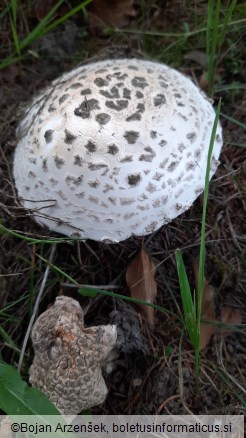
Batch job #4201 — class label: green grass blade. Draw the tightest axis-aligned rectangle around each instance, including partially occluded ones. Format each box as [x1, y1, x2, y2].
[9, 15, 21, 55]
[207, 0, 221, 95]
[175, 250, 198, 348]
[206, 0, 213, 58]
[19, 0, 92, 52]
[10, 0, 18, 22]
[226, 142, 245, 148]
[44, 0, 93, 34]
[206, 1, 238, 95]
[221, 112, 246, 129]
[19, 0, 65, 51]
[0, 224, 84, 244]
[0, 55, 25, 70]
[0, 326, 19, 351]
[197, 100, 222, 333]
[214, 83, 246, 92]
[1, 0, 92, 67]
[0, 4, 10, 20]
[111, 18, 246, 39]
[9, 0, 20, 55]
[218, 0, 237, 51]
[175, 101, 221, 388]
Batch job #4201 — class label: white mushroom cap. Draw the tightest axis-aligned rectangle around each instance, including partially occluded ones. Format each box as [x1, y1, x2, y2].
[29, 296, 117, 414]
[14, 58, 223, 242]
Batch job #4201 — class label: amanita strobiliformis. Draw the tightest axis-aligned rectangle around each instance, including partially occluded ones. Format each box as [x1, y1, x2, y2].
[29, 296, 117, 414]
[14, 58, 223, 242]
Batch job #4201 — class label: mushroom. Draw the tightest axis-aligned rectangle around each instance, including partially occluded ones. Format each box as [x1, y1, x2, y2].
[29, 296, 117, 414]
[13, 58, 223, 242]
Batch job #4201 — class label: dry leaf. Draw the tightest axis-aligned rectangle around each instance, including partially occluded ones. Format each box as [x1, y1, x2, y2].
[198, 73, 208, 91]
[215, 306, 242, 338]
[200, 279, 216, 350]
[126, 248, 157, 326]
[89, 0, 137, 33]
[192, 258, 216, 350]
[192, 258, 242, 349]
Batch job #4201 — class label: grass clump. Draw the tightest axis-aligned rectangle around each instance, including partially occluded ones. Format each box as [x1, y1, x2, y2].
[206, 0, 237, 95]
[175, 100, 221, 391]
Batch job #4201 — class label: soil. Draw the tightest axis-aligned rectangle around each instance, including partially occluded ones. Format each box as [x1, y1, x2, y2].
[0, 0, 245, 415]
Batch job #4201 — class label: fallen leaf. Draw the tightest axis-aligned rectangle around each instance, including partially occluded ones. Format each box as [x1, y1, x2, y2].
[126, 248, 157, 326]
[192, 258, 216, 350]
[200, 285, 216, 349]
[192, 258, 242, 349]
[88, 0, 137, 34]
[215, 306, 242, 338]
[198, 73, 209, 90]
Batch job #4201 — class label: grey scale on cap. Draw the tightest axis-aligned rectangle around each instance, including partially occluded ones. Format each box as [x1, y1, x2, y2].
[14, 58, 223, 242]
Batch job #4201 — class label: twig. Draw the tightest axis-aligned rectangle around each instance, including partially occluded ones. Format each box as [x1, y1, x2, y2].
[18, 244, 56, 372]
[60, 283, 121, 290]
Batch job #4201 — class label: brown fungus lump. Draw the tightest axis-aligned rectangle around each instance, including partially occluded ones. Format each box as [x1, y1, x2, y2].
[14, 59, 223, 242]
[29, 296, 117, 414]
